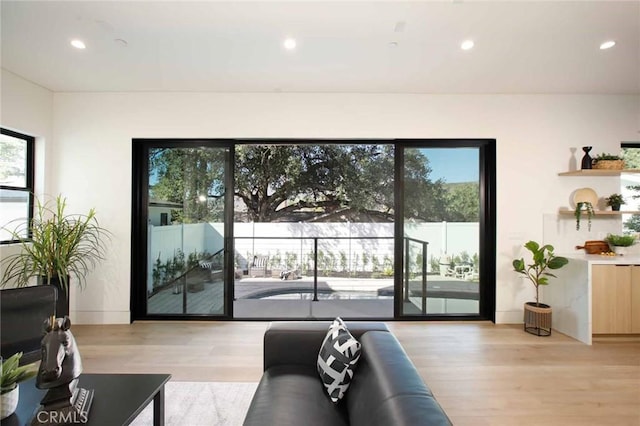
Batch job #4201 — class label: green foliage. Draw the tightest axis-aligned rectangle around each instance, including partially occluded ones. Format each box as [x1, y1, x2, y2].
[402, 149, 450, 222]
[152, 144, 480, 224]
[593, 152, 622, 161]
[429, 255, 440, 274]
[152, 257, 163, 288]
[339, 251, 347, 272]
[270, 251, 282, 269]
[627, 185, 640, 200]
[444, 182, 480, 221]
[149, 147, 225, 223]
[371, 254, 380, 272]
[361, 251, 369, 269]
[624, 214, 640, 232]
[285, 252, 298, 269]
[512, 241, 569, 305]
[605, 234, 636, 247]
[1, 195, 110, 291]
[0, 137, 24, 183]
[621, 147, 640, 169]
[575, 201, 594, 231]
[1, 353, 37, 394]
[605, 193, 625, 206]
[152, 249, 211, 289]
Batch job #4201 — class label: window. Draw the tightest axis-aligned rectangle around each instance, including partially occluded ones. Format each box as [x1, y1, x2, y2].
[0, 128, 34, 243]
[622, 143, 640, 233]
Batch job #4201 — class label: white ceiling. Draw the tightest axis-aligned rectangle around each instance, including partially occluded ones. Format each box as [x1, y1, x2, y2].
[1, 1, 639, 94]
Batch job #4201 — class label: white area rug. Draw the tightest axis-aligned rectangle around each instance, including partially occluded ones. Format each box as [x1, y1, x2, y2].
[130, 381, 257, 426]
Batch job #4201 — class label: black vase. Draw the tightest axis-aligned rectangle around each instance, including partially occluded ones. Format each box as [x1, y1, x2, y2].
[611, 204, 621, 211]
[581, 146, 593, 170]
[39, 275, 70, 318]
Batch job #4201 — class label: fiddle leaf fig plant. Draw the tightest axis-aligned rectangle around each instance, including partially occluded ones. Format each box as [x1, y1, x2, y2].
[512, 241, 569, 306]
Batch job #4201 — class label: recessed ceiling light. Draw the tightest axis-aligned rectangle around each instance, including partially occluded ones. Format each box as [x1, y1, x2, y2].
[600, 40, 616, 50]
[70, 39, 86, 49]
[461, 40, 474, 50]
[283, 38, 297, 50]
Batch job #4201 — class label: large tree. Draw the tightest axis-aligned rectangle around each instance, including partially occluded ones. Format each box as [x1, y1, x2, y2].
[150, 144, 475, 223]
[150, 147, 225, 223]
[234, 145, 346, 222]
[444, 182, 480, 222]
[234, 144, 450, 222]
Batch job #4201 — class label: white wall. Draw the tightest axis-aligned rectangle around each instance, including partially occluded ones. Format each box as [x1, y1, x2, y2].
[0, 69, 53, 287]
[3, 70, 639, 323]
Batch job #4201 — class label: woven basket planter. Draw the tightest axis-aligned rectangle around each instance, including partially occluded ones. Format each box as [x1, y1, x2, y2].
[523, 302, 552, 336]
[592, 159, 624, 170]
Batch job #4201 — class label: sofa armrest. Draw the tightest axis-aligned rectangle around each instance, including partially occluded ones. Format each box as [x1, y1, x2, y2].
[263, 321, 389, 371]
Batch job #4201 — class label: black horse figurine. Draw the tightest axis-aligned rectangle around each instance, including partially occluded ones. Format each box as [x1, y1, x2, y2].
[37, 316, 82, 390]
[31, 316, 93, 426]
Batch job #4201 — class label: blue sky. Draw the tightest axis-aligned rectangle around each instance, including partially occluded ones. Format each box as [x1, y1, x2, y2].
[418, 148, 479, 183]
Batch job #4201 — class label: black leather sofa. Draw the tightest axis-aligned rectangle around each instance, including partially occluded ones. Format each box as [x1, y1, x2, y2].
[243, 321, 452, 426]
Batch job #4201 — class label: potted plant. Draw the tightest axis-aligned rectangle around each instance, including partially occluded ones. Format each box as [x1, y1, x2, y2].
[512, 241, 569, 336]
[605, 233, 637, 256]
[605, 193, 625, 211]
[1, 352, 38, 419]
[0, 195, 110, 317]
[592, 153, 625, 170]
[574, 201, 594, 231]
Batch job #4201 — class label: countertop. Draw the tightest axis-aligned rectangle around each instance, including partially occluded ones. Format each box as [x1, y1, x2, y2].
[561, 253, 640, 265]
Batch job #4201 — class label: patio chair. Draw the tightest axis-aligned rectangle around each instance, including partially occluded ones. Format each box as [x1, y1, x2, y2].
[249, 255, 269, 277]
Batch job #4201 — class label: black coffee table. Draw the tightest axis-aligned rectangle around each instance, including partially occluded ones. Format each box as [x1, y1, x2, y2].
[1, 373, 171, 426]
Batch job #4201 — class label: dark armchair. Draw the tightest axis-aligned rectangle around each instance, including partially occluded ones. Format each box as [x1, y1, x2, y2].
[1, 285, 57, 365]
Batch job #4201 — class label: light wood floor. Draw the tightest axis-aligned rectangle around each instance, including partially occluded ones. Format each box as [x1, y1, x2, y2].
[72, 321, 640, 426]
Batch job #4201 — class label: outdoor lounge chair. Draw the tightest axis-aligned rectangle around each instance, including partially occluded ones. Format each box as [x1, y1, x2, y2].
[249, 255, 269, 277]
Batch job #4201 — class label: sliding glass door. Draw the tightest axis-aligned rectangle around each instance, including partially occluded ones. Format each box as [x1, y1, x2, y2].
[132, 140, 232, 318]
[398, 141, 495, 319]
[233, 143, 395, 319]
[131, 139, 495, 321]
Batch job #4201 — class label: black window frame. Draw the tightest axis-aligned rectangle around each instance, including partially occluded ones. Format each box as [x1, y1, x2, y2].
[395, 139, 496, 321]
[131, 138, 496, 322]
[0, 128, 35, 245]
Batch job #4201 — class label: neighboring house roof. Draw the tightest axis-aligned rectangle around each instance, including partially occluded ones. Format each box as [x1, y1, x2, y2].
[149, 199, 183, 209]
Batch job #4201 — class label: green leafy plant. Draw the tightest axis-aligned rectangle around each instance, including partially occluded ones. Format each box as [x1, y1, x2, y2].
[625, 214, 640, 232]
[593, 153, 622, 162]
[574, 201, 594, 231]
[627, 185, 640, 199]
[512, 241, 569, 306]
[1, 352, 37, 395]
[605, 233, 636, 247]
[1, 195, 110, 291]
[605, 193, 625, 207]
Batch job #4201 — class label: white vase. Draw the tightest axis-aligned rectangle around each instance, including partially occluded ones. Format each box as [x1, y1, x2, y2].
[0, 384, 19, 420]
[612, 246, 628, 256]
